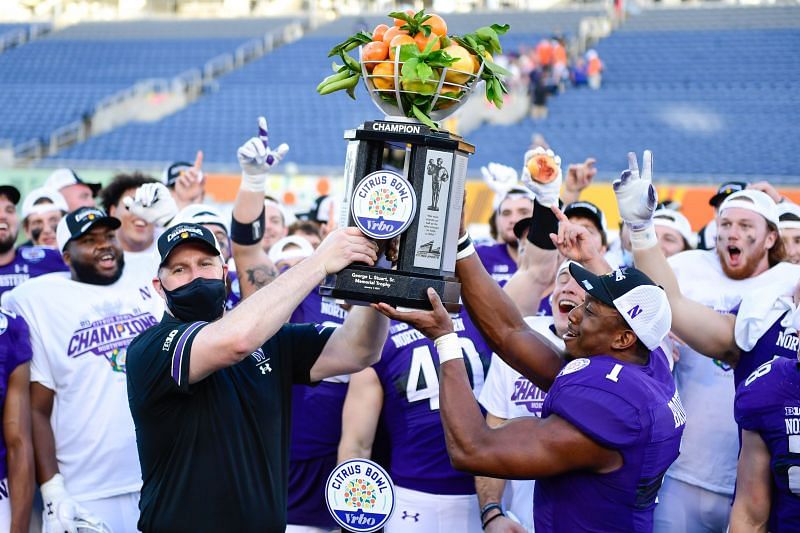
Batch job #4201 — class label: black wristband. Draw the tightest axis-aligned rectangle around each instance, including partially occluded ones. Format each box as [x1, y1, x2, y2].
[230, 206, 265, 245]
[479, 502, 502, 521]
[526, 200, 559, 250]
[482, 511, 505, 530]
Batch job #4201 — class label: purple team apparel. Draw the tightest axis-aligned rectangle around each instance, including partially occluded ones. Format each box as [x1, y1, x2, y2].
[0, 308, 32, 480]
[287, 290, 349, 528]
[734, 310, 799, 387]
[0, 247, 68, 296]
[535, 349, 685, 532]
[735, 356, 800, 532]
[373, 313, 492, 495]
[476, 242, 516, 287]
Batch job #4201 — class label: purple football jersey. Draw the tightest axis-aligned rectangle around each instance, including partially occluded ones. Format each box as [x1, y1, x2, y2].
[287, 289, 349, 528]
[735, 356, 800, 532]
[372, 313, 492, 495]
[735, 310, 799, 388]
[224, 271, 240, 311]
[535, 349, 685, 532]
[537, 294, 553, 317]
[0, 247, 68, 297]
[477, 242, 516, 286]
[0, 308, 32, 480]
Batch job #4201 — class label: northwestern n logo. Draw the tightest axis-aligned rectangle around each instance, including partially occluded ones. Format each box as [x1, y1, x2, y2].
[627, 305, 643, 319]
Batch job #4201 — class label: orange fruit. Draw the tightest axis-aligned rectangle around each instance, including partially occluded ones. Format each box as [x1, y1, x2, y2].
[526, 154, 559, 184]
[414, 32, 440, 53]
[434, 83, 461, 109]
[388, 34, 416, 61]
[372, 24, 389, 42]
[393, 9, 415, 27]
[362, 41, 389, 71]
[371, 61, 395, 90]
[443, 44, 475, 84]
[422, 14, 447, 37]
[382, 26, 408, 45]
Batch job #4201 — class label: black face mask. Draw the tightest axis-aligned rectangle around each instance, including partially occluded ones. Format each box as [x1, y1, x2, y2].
[163, 277, 226, 323]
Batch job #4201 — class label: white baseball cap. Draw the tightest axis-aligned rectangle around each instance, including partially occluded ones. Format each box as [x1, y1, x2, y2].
[568, 264, 672, 351]
[718, 190, 779, 227]
[43, 168, 101, 196]
[653, 208, 696, 249]
[268, 235, 314, 265]
[171, 204, 228, 233]
[21, 187, 69, 219]
[777, 201, 800, 231]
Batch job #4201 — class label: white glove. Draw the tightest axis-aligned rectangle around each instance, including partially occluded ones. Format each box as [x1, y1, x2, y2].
[613, 151, 658, 231]
[237, 116, 290, 192]
[520, 147, 563, 207]
[41, 474, 111, 533]
[480, 162, 519, 196]
[122, 182, 178, 227]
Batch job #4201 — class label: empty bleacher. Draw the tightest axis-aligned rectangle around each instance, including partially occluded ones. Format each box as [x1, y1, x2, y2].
[0, 17, 301, 149]
[466, 6, 800, 182]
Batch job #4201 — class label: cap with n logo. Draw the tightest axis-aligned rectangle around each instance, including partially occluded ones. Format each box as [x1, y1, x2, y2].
[568, 264, 671, 351]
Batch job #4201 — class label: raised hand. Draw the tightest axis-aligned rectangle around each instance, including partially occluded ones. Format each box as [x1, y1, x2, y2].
[313, 227, 379, 275]
[480, 162, 519, 196]
[173, 150, 206, 207]
[237, 116, 290, 192]
[122, 182, 178, 227]
[565, 157, 597, 195]
[520, 147, 563, 207]
[372, 287, 454, 341]
[613, 151, 657, 231]
[548, 204, 601, 264]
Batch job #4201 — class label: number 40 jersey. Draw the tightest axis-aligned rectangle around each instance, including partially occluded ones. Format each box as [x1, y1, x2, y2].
[373, 313, 492, 495]
[735, 356, 800, 532]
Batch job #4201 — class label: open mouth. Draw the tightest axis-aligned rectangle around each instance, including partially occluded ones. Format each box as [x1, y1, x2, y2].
[0, 222, 8, 232]
[97, 251, 116, 268]
[133, 219, 148, 229]
[562, 325, 579, 341]
[557, 299, 579, 314]
[727, 246, 742, 266]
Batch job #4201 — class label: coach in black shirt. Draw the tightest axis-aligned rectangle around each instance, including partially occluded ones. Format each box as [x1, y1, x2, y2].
[127, 221, 388, 532]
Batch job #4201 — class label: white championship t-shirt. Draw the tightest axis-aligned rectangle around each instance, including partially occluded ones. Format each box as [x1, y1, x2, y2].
[2, 267, 164, 501]
[478, 315, 565, 531]
[665, 249, 800, 495]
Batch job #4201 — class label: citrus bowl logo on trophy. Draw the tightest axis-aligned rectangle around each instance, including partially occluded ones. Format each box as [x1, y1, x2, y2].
[326, 458, 395, 532]
[352, 170, 416, 240]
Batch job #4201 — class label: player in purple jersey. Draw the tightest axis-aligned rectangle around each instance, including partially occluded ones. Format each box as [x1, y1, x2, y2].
[376, 196, 683, 532]
[0, 186, 68, 298]
[0, 308, 34, 532]
[339, 312, 492, 532]
[476, 189, 533, 287]
[731, 326, 800, 532]
[287, 290, 349, 532]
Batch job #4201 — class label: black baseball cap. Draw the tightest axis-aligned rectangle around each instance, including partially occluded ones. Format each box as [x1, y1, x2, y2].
[0, 185, 21, 205]
[298, 195, 334, 224]
[568, 263, 671, 350]
[157, 222, 221, 266]
[163, 161, 193, 188]
[709, 181, 747, 208]
[44, 168, 102, 197]
[564, 201, 607, 235]
[56, 207, 121, 252]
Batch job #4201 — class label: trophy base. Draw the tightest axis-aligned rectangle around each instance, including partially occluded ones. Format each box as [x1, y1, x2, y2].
[320, 265, 461, 312]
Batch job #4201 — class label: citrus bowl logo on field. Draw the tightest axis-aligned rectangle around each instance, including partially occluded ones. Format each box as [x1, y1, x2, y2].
[326, 458, 395, 532]
[352, 170, 416, 240]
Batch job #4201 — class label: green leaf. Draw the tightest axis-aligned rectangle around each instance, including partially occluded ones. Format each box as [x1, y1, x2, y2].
[346, 83, 357, 100]
[388, 11, 415, 24]
[401, 58, 420, 80]
[416, 62, 433, 81]
[476, 27, 497, 44]
[411, 104, 437, 129]
[490, 23, 510, 35]
[398, 44, 419, 62]
[484, 61, 512, 77]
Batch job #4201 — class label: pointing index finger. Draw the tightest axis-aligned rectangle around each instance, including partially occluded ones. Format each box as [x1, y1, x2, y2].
[642, 150, 653, 182]
[193, 150, 204, 170]
[551, 204, 569, 223]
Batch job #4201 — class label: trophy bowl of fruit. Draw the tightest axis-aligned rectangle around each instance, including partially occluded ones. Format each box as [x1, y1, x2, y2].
[318, 9, 511, 128]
